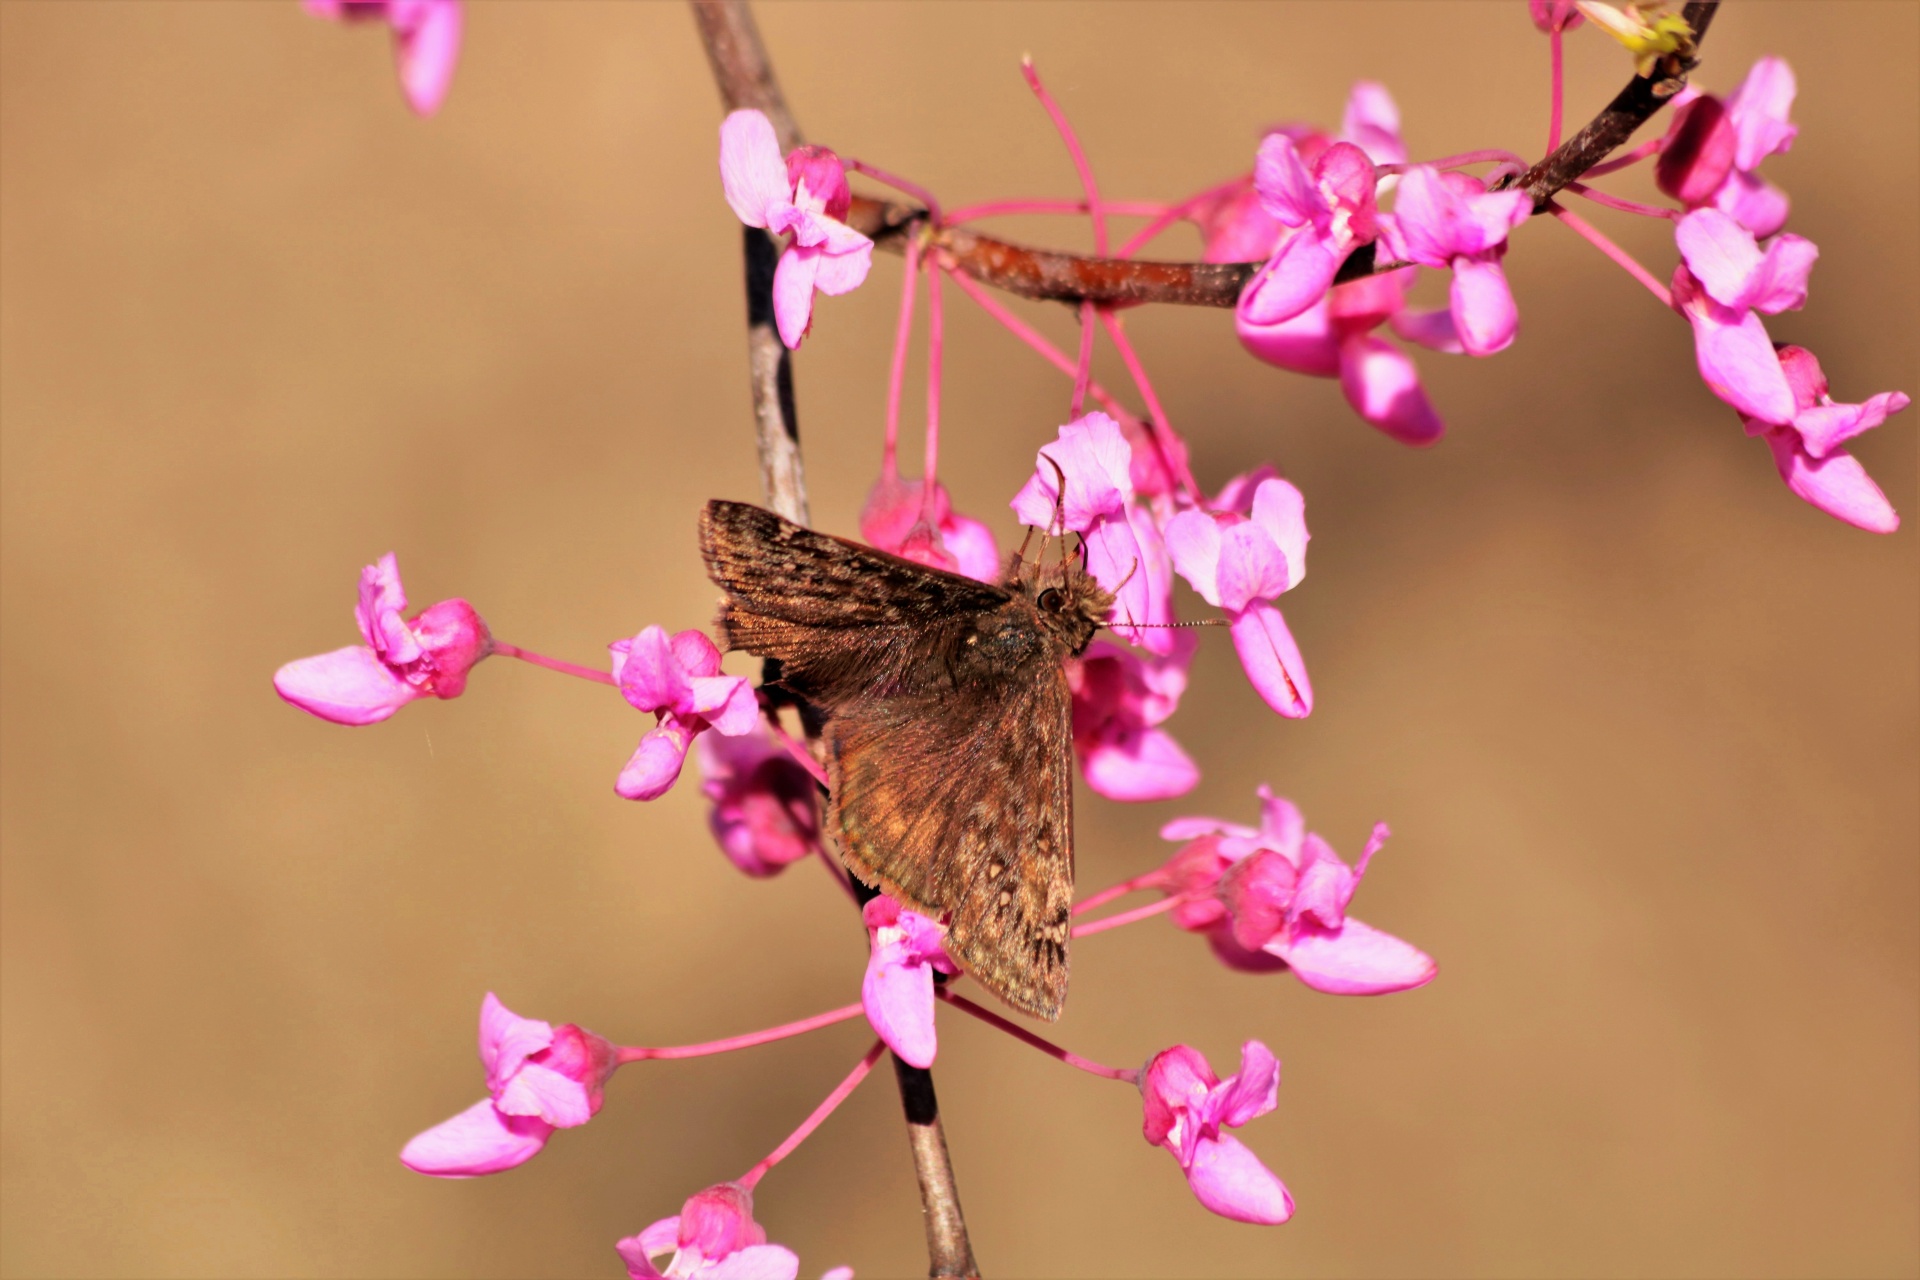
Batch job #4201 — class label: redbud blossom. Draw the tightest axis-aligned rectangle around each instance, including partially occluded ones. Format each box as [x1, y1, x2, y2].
[861, 896, 958, 1069]
[1068, 636, 1199, 802]
[1011, 413, 1177, 655]
[1659, 59, 1797, 237]
[860, 473, 1001, 583]
[695, 726, 822, 878]
[1669, 208, 1816, 425]
[1238, 137, 1380, 328]
[303, 0, 461, 116]
[1527, 0, 1585, 33]
[719, 110, 874, 349]
[1165, 472, 1313, 718]
[617, 1182, 830, 1280]
[1140, 1041, 1293, 1225]
[401, 993, 615, 1178]
[611, 627, 759, 801]
[1742, 346, 1906, 534]
[1381, 168, 1532, 357]
[274, 553, 491, 725]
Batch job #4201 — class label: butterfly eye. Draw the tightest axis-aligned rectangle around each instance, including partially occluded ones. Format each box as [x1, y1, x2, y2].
[1038, 588, 1065, 612]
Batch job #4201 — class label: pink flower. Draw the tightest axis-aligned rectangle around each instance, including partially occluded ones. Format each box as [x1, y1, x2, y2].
[1669, 208, 1816, 424]
[304, 0, 461, 116]
[1381, 167, 1532, 356]
[617, 1183, 813, 1280]
[1527, 0, 1585, 32]
[1658, 59, 1796, 237]
[1237, 136, 1380, 328]
[1140, 1041, 1292, 1225]
[401, 993, 615, 1178]
[1742, 345, 1906, 534]
[1010, 413, 1177, 655]
[1068, 636, 1200, 801]
[860, 472, 1001, 583]
[274, 553, 491, 725]
[861, 896, 958, 1069]
[1157, 788, 1437, 994]
[695, 726, 822, 878]
[611, 627, 760, 801]
[719, 110, 874, 349]
[1164, 471, 1313, 718]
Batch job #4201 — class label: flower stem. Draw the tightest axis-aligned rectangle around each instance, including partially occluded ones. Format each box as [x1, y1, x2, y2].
[491, 642, 615, 686]
[1547, 23, 1567, 152]
[1567, 181, 1677, 219]
[761, 710, 829, 787]
[1021, 58, 1108, 255]
[737, 1039, 887, 1190]
[849, 159, 942, 225]
[1549, 203, 1673, 306]
[1072, 895, 1180, 938]
[1097, 308, 1201, 500]
[882, 237, 920, 476]
[937, 990, 1139, 1083]
[1072, 870, 1167, 917]
[1583, 136, 1664, 177]
[924, 261, 944, 489]
[616, 1002, 865, 1064]
[1116, 175, 1250, 259]
[1070, 302, 1096, 419]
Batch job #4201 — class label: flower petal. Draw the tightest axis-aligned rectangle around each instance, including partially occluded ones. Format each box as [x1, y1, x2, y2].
[1252, 134, 1318, 227]
[1184, 1133, 1294, 1225]
[273, 646, 418, 725]
[772, 246, 821, 349]
[479, 992, 555, 1086]
[862, 942, 939, 1069]
[400, 1099, 553, 1178]
[1081, 726, 1199, 802]
[1449, 254, 1518, 356]
[392, 0, 460, 116]
[808, 238, 873, 296]
[1164, 510, 1225, 607]
[1793, 390, 1910, 459]
[1239, 231, 1339, 327]
[719, 110, 791, 230]
[1760, 429, 1900, 534]
[1275, 916, 1437, 995]
[1230, 602, 1313, 718]
[700, 1245, 803, 1280]
[495, 1060, 595, 1128]
[617, 719, 696, 801]
[1338, 333, 1445, 445]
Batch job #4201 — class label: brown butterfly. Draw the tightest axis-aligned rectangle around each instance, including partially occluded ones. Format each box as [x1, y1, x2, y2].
[699, 499, 1115, 1020]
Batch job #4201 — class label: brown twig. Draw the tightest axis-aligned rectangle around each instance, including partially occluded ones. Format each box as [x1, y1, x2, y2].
[689, 3, 979, 1275]
[841, 0, 1719, 310]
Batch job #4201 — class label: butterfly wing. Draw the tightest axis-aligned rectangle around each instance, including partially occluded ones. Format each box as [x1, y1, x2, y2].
[825, 666, 1074, 1020]
[700, 500, 1011, 707]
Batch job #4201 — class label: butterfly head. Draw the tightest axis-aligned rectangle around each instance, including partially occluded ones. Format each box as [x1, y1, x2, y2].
[1023, 559, 1114, 658]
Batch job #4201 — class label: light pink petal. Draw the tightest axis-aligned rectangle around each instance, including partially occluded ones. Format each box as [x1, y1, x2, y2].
[1254, 787, 1305, 863]
[1081, 726, 1199, 802]
[1236, 294, 1341, 376]
[1212, 1041, 1281, 1128]
[700, 1245, 802, 1280]
[1275, 916, 1437, 995]
[1761, 430, 1900, 534]
[479, 992, 555, 1085]
[688, 675, 761, 737]
[808, 237, 874, 296]
[400, 1099, 553, 1178]
[1388, 167, 1467, 265]
[772, 247, 821, 349]
[1341, 80, 1405, 165]
[1675, 209, 1764, 308]
[1207, 925, 1294, 973]
[1338, 333, 1445, 445]
[1198, 185, 1285, 263]
[1289, 855, 1353, 931]
[1214, 521, 1289, 614]
[1183, 1134, 1294, 1225]
[1728, 56, 1797, 171]
[1010, 413, 1134, 531]
[1389, 304, 1463, 354]
[1159, 816, 1255, 842]
[1713, 170, 1790, 239]
[862, 942, 938, 1069]
[818, 1268, 855, 1280]
[495, 1060, 595, 1128]
[1252, 134, 1318, 227]
[617, 719, 695, 801]
[392, 0, 460, 116]
[355, 553, 409, 648]
[617, 626, 694, 714]
[1248, 478, 1308, 592]
[1239, 231, 1339, 327]
[1747, 234, 1817, 316]
[1314, 143, 1379, 243]
[1230, 602, 1312, 718]
[1687, 301, 1796, 424]
[719, 110, 791, 230]
[1793, 390, 1910, 459]
[615, 1219, 678, 1279]
[1164, 509, 1225, 606]
[273, 646, 418, 725]
[1449, 255, 1518, 357]
[940, 512, 1002, 584]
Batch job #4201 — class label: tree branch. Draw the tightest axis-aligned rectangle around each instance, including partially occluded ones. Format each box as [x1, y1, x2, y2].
[841, 0, 1720, 311]
[689, 3, 978, 1274]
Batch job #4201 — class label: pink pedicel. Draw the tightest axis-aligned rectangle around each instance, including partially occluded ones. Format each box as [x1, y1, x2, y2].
[610, 626, 759, 801]
[719, 110, 873, 349]
[274, 552, 491, 725]
[400, 993, 616, 1178]
[304, 0, 461, 116]
[1140, 1040, 1293, 1225]
[861, 896, 958, 1069]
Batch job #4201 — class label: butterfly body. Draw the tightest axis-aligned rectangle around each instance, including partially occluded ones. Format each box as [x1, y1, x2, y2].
[699, 499, 1112, 1020]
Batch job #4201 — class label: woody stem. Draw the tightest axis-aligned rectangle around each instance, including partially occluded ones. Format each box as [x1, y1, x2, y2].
[690, 4, 979, 1275]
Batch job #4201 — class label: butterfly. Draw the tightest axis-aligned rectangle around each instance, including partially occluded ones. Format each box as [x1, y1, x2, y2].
[699, 499, 1115, 1020]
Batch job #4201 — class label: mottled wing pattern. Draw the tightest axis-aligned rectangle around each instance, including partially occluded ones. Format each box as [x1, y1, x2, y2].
[825, 668, 1074, 1020]
[699, 500, 1009, 705]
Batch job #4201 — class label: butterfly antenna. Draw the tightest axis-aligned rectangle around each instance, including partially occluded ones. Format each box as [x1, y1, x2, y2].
[1009, 523, 1038, 581]
[1033, 454, 1070, 588]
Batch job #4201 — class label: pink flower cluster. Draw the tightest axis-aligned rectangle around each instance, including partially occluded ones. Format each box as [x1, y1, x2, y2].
[617, 1182, 851, 1280]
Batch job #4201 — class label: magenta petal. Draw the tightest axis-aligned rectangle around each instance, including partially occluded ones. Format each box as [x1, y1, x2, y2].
[1714, 170, 1790, 239]
[400, 1099, 553, 1178]
[495, 1061, 594, 1128]
[1084, 515, 1151, 623]
[1747, 234, 1818, 316]
[1793, 390, 1910, 458]
[616, 626, 693, 714]
[719, 110, 791, 230]
[1230, 603, 1312, 718]
[941, 512, 1002, 584]
[1236, 294, 1341, 376]
[700, 1245, 802, 1280]
[1184, 1134, 1294, 1225]
[1389, 305, 1463, 355]
[617, 720, 695, 801]
[274, 646, 418, 725]
[1762, 430, 1900, 534]
[1214, 522, 1288, 615]
[1449, 255, 1518, 356]
[1338, 334, 1444, 445]
[1656, 94, 1737, 206]
[392, 0, 460, 116]
[1012, 413, 1134, 531]
[808, 239, 873, 297]
[615, 1219, 677, 1280]
[1252, 133, 1317, 227]
[1213, 1041, 1281, 1127]
[1728, 56, 1798, 171]
[689, 674, 760, 737]
[1249, 478, 1308, 591]
[772, 247, 821, 349]
[1277, 917, 1437, 995]
[1081, 727, 1199, 802]
[1689, 304, 1796, 423]
[1342, 80, 1406, 165]
[1163, 509, 1225, 607]
[863, 947, 938, 1069]
[1240, 232, 1339, 327]
[479, 992, 555, 1087]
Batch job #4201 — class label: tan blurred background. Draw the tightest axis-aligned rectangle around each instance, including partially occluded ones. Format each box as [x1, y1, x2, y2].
[2, 3, 1914, 1276]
